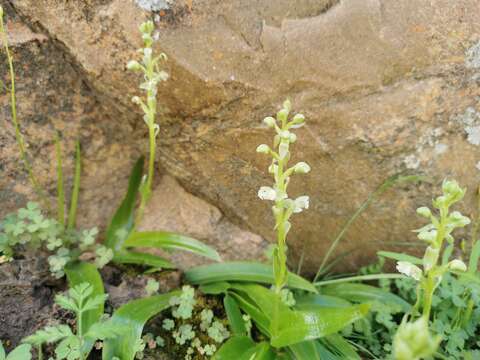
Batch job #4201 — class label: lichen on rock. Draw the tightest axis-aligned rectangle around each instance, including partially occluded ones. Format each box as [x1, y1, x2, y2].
[135, 0, 171, 11]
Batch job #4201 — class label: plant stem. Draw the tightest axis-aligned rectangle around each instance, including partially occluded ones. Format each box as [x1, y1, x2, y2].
[55, 132, 65, 226]
[273, 139, 288, 293]
[67, 141, 81, 230]
[135, 57, 157, 226]
[422, 274, 434, 320]
[0, 14, 50, 212]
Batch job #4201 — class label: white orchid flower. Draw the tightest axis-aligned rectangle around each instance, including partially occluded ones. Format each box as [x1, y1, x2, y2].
[396, 261, 422, 281]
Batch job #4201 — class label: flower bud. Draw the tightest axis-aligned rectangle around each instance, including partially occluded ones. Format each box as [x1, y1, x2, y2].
[416, 206, 431, 218]
[448, 259, 467, 272]
[158, 71, 169, 81]
[449, 211, 471, 227]
[127, 60, 142, 71]
[288, 133, 297, 143]
[283, 99, 292, 112]
[442, 179, 460, 195]
[290, 114, 305, 129]
[263, 116, 276, 128]
[294, 162, 311, 174]
[417, 229, 437, 244]
[277, 109, 289, 123]
[139, 21, 155, 34]
[142, 33, 153, 46]
[256, 144, 270, 154]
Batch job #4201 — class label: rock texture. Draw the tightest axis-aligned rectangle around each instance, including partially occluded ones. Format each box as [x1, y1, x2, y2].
[2, 0, 480, 273]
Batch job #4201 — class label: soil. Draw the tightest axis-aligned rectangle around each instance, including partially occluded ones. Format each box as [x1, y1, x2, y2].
[0, 253, 182, 356]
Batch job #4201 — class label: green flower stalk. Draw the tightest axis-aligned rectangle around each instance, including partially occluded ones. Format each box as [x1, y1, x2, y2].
[127, 20, 169, 225]
[393, 179, 470, 359]
[256, 100, 310, 293]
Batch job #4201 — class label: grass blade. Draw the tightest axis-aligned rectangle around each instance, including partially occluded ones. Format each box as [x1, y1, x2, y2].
[377, 251, 422, 265]
[315, 273, 405, 287]
[315, 174, 426, 281]
[67, 141, 81, 230]
[102, 291, 179, 360]
[54, 132, 65, 226]
[123, 231, 221, 261]
[320, 283, 411, 312]
[185, 262, 317, 293]
[105, 156, 144, 249]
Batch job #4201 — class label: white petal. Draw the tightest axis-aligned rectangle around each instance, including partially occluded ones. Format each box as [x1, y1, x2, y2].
[293, 196, 309, 213]
[258, 186, 276, 201]
[396, 261, 422, 281]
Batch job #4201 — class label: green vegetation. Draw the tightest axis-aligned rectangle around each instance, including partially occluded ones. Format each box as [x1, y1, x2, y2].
[1, 5, 480, 360]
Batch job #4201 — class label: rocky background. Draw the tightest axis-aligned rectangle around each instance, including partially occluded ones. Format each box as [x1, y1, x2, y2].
[2, 0, 480, 275]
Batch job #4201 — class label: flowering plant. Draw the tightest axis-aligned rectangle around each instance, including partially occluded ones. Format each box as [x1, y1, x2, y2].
[256, 100, 310, 293]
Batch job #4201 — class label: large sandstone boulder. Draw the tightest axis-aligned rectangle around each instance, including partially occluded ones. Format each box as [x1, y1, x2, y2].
[3, 0, 480, 273]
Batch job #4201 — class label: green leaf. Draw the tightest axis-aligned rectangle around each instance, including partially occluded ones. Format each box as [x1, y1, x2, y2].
[243, 342, 276, 359]
[199, 281, 231, 295]
[212, 336, 255, 359]
[5, 344, 32, 360]
[82, 294, 109, 312]
[65, 262, 105, 334]
[0, 342, 5, 360]
[213, 337, 275, 360]
[228, 283, 369, 348]
[289, 337, 360, 360]
[272, 305, 369, 348]
[185, 262, 317, 293]
[229, 292, 271, 336]
[85, 321, 126, 341]
[55, 294, 79, 312]
[102, 291, 179, 360]
[112, 250, 174, 269]
[224, 294, 247, 335]
[105, 156, 144, 249]
[295, 294, 351, 308]
[321, 283, 411, 312]
[123, 231, 221, 261]
[377, 251, 423, 265]
[22, 325, 72, 346]
[322, 334, 360, 359]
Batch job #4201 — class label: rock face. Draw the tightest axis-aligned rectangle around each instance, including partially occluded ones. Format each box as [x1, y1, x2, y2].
[2, 0, 480, 273]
